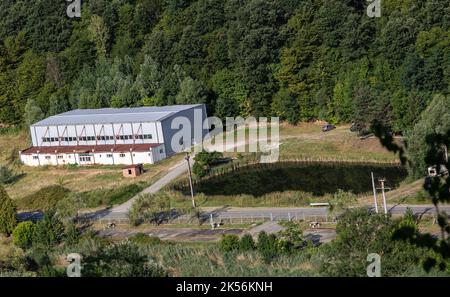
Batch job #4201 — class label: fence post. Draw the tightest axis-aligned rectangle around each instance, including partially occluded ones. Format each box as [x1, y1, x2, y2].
[270, 213, 273, 221]
[288, 212, 291, 221]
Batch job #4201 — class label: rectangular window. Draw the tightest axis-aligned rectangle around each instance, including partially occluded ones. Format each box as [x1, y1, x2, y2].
[119, 153, 125, 157]
[57, 155, 63, 159]
[79, 156, 91, 162]
[33, 156, 39, 159]
[106, 154, 113, 158]
[45, 156, 51, 160]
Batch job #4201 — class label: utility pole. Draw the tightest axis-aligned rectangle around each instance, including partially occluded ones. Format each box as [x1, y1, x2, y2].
[377, 178, 390, 215]
[371, 172, 379, 213]
[185, 152, 196, 208]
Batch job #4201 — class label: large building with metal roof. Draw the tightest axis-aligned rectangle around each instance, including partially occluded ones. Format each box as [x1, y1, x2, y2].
[20, 104, 208, 166]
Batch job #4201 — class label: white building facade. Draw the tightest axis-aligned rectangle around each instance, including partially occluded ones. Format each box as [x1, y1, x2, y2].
[20, 104, 208, 166]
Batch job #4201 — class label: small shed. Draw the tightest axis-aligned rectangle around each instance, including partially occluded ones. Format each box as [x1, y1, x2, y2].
[122, 163, 144, 178]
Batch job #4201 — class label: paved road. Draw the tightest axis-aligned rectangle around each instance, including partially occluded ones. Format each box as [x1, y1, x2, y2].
[90, 204, 450, 223]
[205, 205, 450, 221]
[98, 227, 242, 242]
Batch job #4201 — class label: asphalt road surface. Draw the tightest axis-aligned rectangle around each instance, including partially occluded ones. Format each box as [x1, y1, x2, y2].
[89, 204, 450, 223]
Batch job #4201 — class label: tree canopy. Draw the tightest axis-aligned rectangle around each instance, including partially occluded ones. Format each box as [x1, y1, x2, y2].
[0, 0, 448, 135]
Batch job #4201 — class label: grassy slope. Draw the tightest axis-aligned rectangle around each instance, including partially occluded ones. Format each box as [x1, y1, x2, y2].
[279, 123, 398, 162]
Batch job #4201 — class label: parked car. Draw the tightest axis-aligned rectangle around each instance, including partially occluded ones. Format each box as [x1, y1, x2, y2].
[322, 124, 336, 132]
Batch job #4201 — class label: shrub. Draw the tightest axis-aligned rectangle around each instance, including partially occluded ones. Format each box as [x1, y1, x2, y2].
[54, 184, 146, 216]
[239, 234, 255, 251]
[129, 233, 163, 245]
[12, 221, 36, 249]
[27, 248, 52, 268]
[328, 189, 357, 217]
[32, 211, 65, 248]
[64, 222, 80, 246]
[71, 183, 145, 209]
[219, 234, 240, 252]
[0, 165, 15, 184]
[82, 241, 167, 277]
[278, 221, 306, 252]
[107, 184, 143, 205]
[18, 185, 69, 211]
[193, 150, 224, 177]
[257, 231, 278, 263]
[129, 192, 172, 226]
[320, 208, 431, 276]
[0, 185, 17, 235]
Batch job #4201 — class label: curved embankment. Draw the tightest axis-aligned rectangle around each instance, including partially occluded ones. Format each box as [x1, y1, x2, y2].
[175, 161, 407, 197]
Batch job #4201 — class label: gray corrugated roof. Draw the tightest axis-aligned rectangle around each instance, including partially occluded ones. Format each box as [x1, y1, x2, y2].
[32, 104, 203, 126]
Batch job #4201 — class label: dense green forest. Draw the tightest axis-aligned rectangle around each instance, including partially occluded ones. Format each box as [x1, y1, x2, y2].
[0, 0, 449, 133]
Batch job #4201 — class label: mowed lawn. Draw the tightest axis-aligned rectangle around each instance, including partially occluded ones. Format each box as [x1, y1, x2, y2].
[279, 123, 399, 162]
[208, 122, 398, 162]
[0, 130, 184, 201]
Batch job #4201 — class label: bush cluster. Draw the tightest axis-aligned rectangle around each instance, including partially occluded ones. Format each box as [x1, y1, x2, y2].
[219, 228, 305, 263]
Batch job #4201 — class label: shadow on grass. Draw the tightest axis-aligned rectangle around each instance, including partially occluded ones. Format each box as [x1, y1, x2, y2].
[189, 162, 407, 197]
